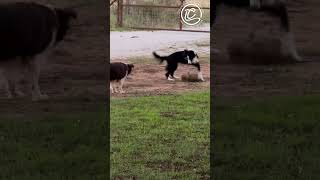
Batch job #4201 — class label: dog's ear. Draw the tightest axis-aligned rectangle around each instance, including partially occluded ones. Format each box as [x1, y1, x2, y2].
[54, 8, 77, 42]
[128, 64, 134, 68]
[56, 8, 77, 19]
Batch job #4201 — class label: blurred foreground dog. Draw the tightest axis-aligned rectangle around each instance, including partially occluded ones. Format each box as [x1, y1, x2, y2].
[0, 2, 77, 100]
[213, 0, 302, 62]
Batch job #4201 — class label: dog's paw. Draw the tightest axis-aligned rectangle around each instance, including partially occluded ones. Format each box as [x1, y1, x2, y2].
[14, 90, 25, 97]
[198, 72, 205, 82]
[6, 93, 13, 99]
[32, 94, 49, 101]
[167, 77, 175, 81]
[41, 94, 49, 99]
[173, 75, 180, 79]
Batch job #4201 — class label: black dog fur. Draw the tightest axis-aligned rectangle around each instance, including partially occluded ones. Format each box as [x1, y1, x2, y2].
[152, 50, 203, 81]
[110, 62, 134, 93]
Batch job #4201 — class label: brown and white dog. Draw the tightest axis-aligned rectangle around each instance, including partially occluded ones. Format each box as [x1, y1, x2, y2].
[0, 2, 77, 100]
[110, 62, 134, 93]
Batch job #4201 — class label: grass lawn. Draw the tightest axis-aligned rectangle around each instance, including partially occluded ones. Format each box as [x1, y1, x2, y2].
[0, 107, 107, 180]
[111, 91, 210, 179]
[214, 96, 320, 180]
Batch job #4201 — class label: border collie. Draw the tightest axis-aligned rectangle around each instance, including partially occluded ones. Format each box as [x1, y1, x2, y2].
[0, 2, 77, 100]
[110, 62, 134, 93]
[153, 50, 204, 81]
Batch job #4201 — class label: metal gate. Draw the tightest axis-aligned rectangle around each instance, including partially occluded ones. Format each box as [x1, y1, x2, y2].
[110, 0, 210, 33]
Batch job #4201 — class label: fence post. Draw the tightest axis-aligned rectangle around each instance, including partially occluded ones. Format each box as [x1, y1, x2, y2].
[179, 0, 185, 31]
[117, 0, 123, 27]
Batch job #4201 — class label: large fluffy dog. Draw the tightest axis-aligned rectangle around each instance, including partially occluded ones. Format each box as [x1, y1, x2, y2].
[110, 62, 134, 93]
[213, 0, 301, 62]
[0, 2, 77, 100]
[153, 50, 204, 81]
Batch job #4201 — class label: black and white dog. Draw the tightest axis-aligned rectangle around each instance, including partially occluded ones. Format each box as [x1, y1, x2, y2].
[153, 50, 204, 81]
[213, 0, 302, 62]
[0, 2, 77, 100]
[110, 62, 134, 93]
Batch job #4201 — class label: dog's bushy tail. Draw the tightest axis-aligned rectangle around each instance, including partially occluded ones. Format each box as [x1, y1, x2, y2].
[153, 52, 167, 64]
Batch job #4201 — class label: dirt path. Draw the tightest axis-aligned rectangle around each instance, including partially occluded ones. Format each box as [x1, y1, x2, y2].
[111, 62, 210, 98]
[110, 29, 210, 60]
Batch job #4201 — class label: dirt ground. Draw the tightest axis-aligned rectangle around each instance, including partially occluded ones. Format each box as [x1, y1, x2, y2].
[214, 0, 320, 97]
[110, 26, 210, 97]
[111, 61, 210, 97]
[0, 0, 107, 115]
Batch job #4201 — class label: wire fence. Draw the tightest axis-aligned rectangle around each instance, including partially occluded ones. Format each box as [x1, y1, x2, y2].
[110, 0, 210, 32]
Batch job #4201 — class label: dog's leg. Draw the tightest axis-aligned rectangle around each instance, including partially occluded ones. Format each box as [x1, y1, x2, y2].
[171, 72, 180, 79]
[0, 67, 12, 98]
[165, 71, 174, 81]
[12, 65, 25, 97]
[27, 56, 48, 101]
[168, 65, 177, 81]
[192, 63, 205, 81]
[13, 78, 25, 97]
[198, 71, 205, 81]
[119, 78, 126, 93]
[173, 75, 180, 79]
[167, 76, 175, 81]
[2, 77, 13, 99]
[281, 32, 302, 62]
[110, 82, 114, 93]
[171, 68, 179, 79]
[114, 82, 119, 93]
[168, 77, 175, 81]
[0, 59, 25, 98]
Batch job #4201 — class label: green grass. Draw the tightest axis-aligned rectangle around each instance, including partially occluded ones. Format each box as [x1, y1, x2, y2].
[0, 107, 107, 180]
[214, 96, 320, 180]
[111, 91, 210, 179]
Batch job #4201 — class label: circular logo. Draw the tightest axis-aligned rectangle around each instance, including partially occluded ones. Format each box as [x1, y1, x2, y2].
[180, 4, 202, 26]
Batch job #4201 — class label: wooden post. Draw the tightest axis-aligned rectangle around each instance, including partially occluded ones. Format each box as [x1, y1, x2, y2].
[117, 0, 123, 27]
[179, 0, 185, 31]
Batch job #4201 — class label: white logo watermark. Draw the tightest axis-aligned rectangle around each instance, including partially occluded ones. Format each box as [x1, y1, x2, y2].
[180, 4, 202, 26]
